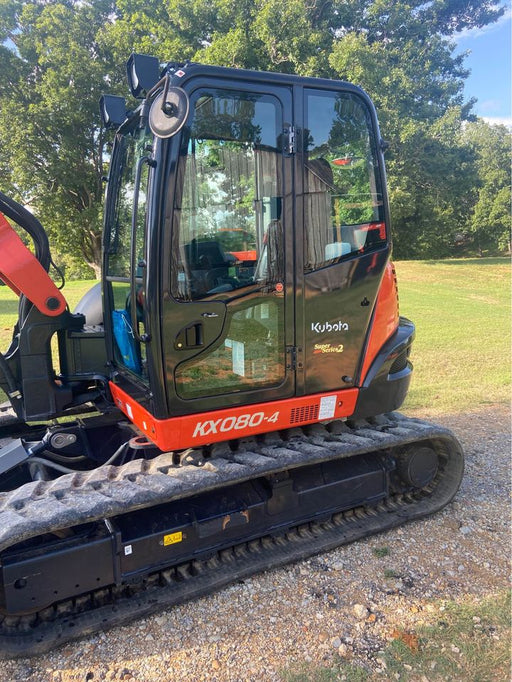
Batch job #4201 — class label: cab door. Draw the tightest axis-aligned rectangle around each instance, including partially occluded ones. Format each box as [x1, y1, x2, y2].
[161, 82, 295, 416]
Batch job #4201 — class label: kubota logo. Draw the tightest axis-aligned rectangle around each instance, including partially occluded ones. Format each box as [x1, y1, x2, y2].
[311, 321, 349, 333]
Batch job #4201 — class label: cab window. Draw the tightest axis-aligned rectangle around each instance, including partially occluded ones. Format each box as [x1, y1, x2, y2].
[304, 91, 386, 272]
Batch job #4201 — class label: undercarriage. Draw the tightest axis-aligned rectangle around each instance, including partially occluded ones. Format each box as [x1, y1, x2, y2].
[0, 411, 463, 658]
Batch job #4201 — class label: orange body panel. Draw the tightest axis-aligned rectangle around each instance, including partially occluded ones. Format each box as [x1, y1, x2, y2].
[359, 261, 399, 384]
[109, 382, 360, 451]
[0, 212, 67, 316]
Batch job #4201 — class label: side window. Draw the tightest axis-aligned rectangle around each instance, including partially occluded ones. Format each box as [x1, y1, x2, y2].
[171, 92, 283, 302]
[304, 91, 386, 272]
[105, 126, 152, 380]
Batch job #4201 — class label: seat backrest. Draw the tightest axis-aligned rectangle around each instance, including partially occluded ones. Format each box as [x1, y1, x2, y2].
[185, 240, 228, 269]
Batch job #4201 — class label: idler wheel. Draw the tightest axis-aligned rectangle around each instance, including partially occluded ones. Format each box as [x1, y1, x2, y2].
[397, 445, 438, 488]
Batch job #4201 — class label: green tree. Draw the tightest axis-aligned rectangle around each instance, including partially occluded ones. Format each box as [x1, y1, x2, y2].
[462, 120, 511, 255]
[103, 0, 336, 75]
[326, 2, 496, 258]
[0, 0, 119, 277]
[0, 0, 506, 271]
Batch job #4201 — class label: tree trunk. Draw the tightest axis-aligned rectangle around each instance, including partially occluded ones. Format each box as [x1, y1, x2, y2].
[87, 261, 102, 279]
[82, 232, 103, 279]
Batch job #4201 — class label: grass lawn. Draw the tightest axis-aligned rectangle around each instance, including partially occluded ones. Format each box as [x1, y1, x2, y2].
[395, 258, 510, 417]
[0, 258, 510, 416]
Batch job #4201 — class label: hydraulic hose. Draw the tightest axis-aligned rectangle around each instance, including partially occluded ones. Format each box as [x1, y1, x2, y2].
[28, 441, 131, 475]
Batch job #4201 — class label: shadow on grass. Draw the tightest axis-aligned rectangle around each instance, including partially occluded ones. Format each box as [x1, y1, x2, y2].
[424, 257, 510, 267]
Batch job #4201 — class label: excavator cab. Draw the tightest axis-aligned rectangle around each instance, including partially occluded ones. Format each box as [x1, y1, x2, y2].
[102, 58, 411, 451]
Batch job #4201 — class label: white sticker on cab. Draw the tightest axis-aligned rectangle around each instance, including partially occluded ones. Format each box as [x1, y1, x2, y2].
[318, 395, 337, 420]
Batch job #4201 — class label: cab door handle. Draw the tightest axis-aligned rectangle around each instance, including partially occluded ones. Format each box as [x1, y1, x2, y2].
[175, 323, 204, 349]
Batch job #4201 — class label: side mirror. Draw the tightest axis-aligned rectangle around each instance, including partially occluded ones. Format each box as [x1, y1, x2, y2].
[149, 83, 189, 138]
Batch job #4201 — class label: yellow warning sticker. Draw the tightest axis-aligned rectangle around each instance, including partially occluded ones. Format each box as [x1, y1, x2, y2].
[163, 531, 183, 546]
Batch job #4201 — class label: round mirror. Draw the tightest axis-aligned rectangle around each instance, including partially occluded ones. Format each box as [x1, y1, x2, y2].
[149, 87, 189, 138]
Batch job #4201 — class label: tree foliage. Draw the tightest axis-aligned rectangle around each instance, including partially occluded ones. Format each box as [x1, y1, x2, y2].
[461, 120, 512, 255]
[0, 0, 119, 276]
[0, 0, 508, 275]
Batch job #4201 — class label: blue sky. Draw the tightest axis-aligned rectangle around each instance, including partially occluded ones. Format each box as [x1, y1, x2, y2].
[454, 6, 511, 125]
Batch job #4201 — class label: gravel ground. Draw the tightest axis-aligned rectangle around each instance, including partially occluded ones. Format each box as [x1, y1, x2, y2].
[1, 405, 510, 682]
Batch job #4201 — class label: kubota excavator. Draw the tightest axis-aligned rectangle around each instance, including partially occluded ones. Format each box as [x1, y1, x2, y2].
[0, 54, 463, 657]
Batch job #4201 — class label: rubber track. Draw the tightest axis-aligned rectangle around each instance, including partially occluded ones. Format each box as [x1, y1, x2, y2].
[0, 413, 464, 657]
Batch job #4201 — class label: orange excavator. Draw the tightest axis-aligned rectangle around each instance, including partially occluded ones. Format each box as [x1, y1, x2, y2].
[0, 54, 463, 657]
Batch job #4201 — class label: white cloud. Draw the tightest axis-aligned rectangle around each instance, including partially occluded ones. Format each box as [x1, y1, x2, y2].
[481, 115, 512, 128]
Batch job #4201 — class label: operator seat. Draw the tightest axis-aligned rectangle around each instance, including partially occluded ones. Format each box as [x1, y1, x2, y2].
[184, 240, 237, 297]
